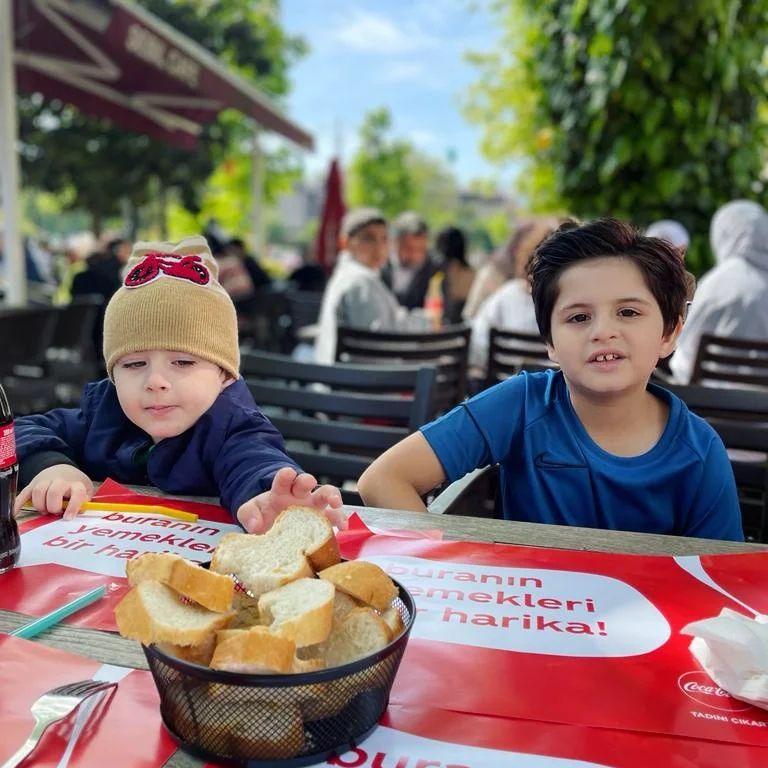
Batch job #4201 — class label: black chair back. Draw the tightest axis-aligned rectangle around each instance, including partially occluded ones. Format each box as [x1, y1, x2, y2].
[336, 324, 470, 415]
[486, 328, 554, 387]
[661, 382, 768, 542]
[282, 289, 323, 352]
[46, 297, 104, 405]
[691, 334, 768, 389]
[241, 351, 436, 505]
[0, 306, 60, 413]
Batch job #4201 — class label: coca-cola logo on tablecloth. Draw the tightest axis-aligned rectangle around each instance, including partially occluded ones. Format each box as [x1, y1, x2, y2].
[678, 671, 751, 712]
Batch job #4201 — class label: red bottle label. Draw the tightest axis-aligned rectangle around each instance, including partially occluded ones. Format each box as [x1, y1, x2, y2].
[0, 424, 17, 469]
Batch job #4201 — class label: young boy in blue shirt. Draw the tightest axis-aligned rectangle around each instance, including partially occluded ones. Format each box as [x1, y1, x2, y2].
[14, 236, 345, 534]
[358, 219, 743, 541]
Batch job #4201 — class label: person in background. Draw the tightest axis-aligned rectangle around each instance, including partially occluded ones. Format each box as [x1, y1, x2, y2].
[468, 218, 559, 372]
[289, 243, 327, 292]
[227, 237, 272, 291]
[382, 211, 438, 310]
[359, 218, 743, 541]
[645, 219, 696, 302]
[14, 235, 345, 535]
[464, 218, 554, 320]
[435, 226, 475, 325]
[670, 200, 768, 384]
[315, 208, 412, 364]
[645, 219, 690, 255]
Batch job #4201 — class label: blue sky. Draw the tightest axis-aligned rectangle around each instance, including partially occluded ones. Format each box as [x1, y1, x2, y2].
[279, 0, 508, 188]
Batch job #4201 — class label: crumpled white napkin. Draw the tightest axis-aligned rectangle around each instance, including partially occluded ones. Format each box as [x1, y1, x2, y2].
[681, 608, 768, 711]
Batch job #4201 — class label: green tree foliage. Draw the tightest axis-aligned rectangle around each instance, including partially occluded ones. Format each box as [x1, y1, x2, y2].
[347, 108, 417, 217]
[18, 0, 305, 235]
[464, 0, 768, 272]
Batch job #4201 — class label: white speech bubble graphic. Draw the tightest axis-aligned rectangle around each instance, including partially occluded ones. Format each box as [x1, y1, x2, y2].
[19, 514, 241, 577]
[366, 554, 670, 657]
[330, 724, 614, 767]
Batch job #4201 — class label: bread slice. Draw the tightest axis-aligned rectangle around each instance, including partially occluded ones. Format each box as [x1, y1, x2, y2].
[221, 702, 305, 758]
[210, 532, 313, 598]
[156, 635, 217, 666]
[322, 607, 391, 667]
[319, 561, 398, 612]
[115, 581, 233, 646]
[230, 703, 305, 758]
[209, 507, 339, 597]
[381, 606, 405, 641]
[333, 590, 362, 624]
[269, 506, 340, 572]
[258, 578, 334, 648]
[210, 626, 296, 674]
[126, 552, 235, 613]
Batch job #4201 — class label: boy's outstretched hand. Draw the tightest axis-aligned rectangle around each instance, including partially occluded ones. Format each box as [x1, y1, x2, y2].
[14, 464, 95, 520]
[236, 467, 347, 534]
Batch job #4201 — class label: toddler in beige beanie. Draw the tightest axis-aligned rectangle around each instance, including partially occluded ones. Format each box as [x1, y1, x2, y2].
[14, 235, 345, 534]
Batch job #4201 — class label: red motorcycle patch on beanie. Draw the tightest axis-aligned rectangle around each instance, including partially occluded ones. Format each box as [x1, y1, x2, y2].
[124, 252, 211, 287]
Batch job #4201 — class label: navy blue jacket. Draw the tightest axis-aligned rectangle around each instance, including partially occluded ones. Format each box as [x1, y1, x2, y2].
[15, 378, 301, 517]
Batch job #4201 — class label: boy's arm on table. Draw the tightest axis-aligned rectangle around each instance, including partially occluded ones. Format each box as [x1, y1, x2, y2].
[15, 407, 93, 517]
[358, 432, 446, 513]
[237, 467, 344, 534]
[213, 418, 343, 533]
[15, 407, 89, 484]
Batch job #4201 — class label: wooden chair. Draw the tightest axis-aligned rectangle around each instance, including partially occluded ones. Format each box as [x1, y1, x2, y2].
[486, 328, 554, 387]
[241, 350, 437, 505]
[690, 333, 768, 389]
[336, 324, 471, 416]
[661, 382, 768, 542]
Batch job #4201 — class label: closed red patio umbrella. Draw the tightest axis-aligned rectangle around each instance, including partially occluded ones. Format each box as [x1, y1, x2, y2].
[314, 158, 345, 272]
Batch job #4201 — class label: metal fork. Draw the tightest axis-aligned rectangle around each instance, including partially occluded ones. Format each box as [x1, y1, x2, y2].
[1, 679, 118, 768]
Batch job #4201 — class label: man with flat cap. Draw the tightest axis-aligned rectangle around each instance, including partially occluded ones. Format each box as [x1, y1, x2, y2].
[382, 211, 438, 310]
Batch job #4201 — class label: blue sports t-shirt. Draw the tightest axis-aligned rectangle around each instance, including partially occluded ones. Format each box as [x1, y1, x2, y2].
[421, 370, 744, 541]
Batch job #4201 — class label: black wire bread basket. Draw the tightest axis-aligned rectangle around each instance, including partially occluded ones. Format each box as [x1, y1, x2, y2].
[142, 579, 416, 767]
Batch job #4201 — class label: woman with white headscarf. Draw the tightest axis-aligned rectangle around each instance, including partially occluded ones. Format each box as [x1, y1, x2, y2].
[669, 200, 768, 384]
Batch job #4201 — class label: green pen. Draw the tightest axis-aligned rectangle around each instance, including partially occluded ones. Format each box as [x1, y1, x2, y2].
[10, 586, 107, 639]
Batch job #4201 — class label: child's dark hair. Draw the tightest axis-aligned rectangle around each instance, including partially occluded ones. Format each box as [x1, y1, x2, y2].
[529, 218, 688, 342]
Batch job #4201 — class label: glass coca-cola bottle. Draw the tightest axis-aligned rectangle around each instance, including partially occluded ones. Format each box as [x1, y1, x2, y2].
[0, 383, 20, 573]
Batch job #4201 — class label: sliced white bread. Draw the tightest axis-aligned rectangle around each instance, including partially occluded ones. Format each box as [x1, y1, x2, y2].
[177, 698, 305, 759]
[292, 656, 325, 673]
[226, 702, 305, 759]
[333, 590, 363, 624]
[322, 607, 391, 667]
[228, 599, 263, 630]
[381, 606, 406, 641]
[319, 561, 398, 612]
[210, 532, 313, 598]
[156, 635, 217, 666]
[210, 626, 296, 674]
[115, 581, 233, 646]
[258, 578, 334, 648]
[269, 506, 340, 571]
[126, 552, 235, 613]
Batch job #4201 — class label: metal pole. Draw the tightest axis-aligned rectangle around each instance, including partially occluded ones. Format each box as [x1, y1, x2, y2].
[0, 0, 26, 305]
[251, 126, 265, 259]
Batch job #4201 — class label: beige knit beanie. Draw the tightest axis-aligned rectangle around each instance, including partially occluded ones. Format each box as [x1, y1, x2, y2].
[103, 235, 240, 379]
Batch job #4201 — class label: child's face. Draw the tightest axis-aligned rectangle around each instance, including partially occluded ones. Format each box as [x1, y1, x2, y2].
[348, 223, 389, 270]
[546, 257, 681, 401]
[113, 350, 231, 442]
